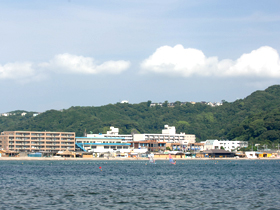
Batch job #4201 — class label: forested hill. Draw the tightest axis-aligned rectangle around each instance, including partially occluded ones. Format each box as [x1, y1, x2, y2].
[1, 85, 280, 145]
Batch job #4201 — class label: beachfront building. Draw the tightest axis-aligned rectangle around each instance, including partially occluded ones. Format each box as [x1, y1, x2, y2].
[75, 136, 131, 155]
[186, 142, 205, 151]
[204, 140, 248, 151]
[0, 131, 75, 153]
[133, 125, 196, 148]
[203, 149, 235, 158]
[87, 126, 133, 142]
[130, 140, 166, 152]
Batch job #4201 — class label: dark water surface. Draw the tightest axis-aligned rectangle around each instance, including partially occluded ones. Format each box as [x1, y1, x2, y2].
[0, 159, 280, 210]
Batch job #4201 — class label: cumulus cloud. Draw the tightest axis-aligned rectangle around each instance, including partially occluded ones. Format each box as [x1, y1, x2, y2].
[140, 45, 280, 78]
[0, 62, 46, 83]
[41, 53, 130, 75]
[0, 53, 131, 82]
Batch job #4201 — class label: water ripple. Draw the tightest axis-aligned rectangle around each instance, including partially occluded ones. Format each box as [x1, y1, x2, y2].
[0, 160, 280, 209]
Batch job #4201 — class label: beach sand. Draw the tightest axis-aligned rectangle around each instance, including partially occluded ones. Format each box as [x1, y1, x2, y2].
[0, 157, 278, 161]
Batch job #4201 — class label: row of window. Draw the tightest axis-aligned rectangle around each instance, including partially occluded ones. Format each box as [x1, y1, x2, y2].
[101, 146, 129, 149]
[9, 141, 75, 145]
[77, 141, 122, 143]
[14, 133, 74, 137]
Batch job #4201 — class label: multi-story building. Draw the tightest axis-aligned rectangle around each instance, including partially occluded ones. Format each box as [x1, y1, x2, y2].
[75, 136, 131, 154]
[0, 131, 75, 152]
[204, 139, 248, 151]
[87, 126, 133, 142]
[133, 125, 196, 146]
[186, 142, 205, 151]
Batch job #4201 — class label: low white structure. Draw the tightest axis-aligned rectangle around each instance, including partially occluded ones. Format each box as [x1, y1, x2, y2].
[133, 125, 196, 145]
[121, 100, 129, 103]
[245, 151, 257, 159]
[204, 140, 248, 151]
[130, 148, 148, 154]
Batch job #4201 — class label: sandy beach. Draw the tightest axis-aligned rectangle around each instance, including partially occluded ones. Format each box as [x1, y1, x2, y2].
[0, 157, 279, 161]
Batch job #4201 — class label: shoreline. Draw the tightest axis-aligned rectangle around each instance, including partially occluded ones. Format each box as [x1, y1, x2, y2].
[0, 157, 279, 161]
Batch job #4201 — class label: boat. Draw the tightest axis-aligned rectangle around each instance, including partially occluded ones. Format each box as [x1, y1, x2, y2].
[169, 154, 176, 165]
[149, 154, 156, 164]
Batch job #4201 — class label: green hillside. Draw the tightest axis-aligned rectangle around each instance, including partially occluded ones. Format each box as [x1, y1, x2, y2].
[1, 85, 280, 148]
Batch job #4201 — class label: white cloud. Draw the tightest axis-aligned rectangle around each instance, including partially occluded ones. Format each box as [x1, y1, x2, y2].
[0, 53, 130, 83]
[42, 53, 130, 75]
[0, 62, 46, 83]
[140, 45, 280, 78]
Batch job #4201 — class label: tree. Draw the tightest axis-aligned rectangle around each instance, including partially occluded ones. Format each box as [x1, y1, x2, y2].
[162, 100, 168, 107]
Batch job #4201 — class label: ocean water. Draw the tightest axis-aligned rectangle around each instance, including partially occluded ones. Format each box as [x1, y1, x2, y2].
[0, 159, 280, 210]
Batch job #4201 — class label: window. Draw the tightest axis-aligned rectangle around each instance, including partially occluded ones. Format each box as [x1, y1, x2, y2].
[104, 146, 109, 149]
[117, 146, 122, 149]
[111, 146, 116, 149]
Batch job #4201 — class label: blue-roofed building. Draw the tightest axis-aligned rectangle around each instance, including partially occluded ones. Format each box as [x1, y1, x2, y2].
[75, 136, 131, 155]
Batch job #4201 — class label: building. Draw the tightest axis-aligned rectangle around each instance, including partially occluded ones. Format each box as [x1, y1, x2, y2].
[186, 142, 205, 151]
[245, 151, 257, 159]
[130, 140, 166, 152]
[21, 112, 27, 116]
[133, 125, 196, 146]
[87, 126, 133, 142]
[0, 131, 75, 152]
[204, 140, 248, 151]
[75, 136, 131, 154]
[203, 149, 235, 158]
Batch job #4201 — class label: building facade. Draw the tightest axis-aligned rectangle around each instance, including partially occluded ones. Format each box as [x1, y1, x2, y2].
[204, 140, 248, 151]
[75, 136, 131, 154]
[133, 125, 196, 145]
[0, 131, 75, 152]
[87, 126, 133, 142]
[130, 140, 166, 152]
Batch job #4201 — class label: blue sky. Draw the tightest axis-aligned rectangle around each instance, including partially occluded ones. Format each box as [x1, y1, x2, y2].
[0, 0, 280, 112]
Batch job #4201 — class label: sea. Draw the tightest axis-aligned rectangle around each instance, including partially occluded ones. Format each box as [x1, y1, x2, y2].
[0, 159, 280, 210]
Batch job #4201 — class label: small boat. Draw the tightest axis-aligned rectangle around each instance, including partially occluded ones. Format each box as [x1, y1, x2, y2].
[149, 154, 156, 164]
[169, 154, 176, 165]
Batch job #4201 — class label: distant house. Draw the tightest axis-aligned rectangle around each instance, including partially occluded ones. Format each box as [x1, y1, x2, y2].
[168, 103, 175, 107]
[204, 139, 248, 151]
[150, 103, 162, 107]
[121, 100, 129, 103]
[33, 113, 39, 117]
[21, 112, 27, 116]
[1, 113, 8, 117]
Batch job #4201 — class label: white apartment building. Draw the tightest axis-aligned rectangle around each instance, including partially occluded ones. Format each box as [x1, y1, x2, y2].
[133, 125, 196, 145]
[87, 126, 133, 142]
[75, 136, 131, 154]
[204, 139, 248, 151]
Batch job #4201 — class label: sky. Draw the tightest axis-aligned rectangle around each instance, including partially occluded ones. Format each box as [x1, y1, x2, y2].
[0, 0, 280, 113]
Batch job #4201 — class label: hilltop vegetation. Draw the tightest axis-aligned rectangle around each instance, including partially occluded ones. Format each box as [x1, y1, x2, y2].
[1, 85, 280, 147]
